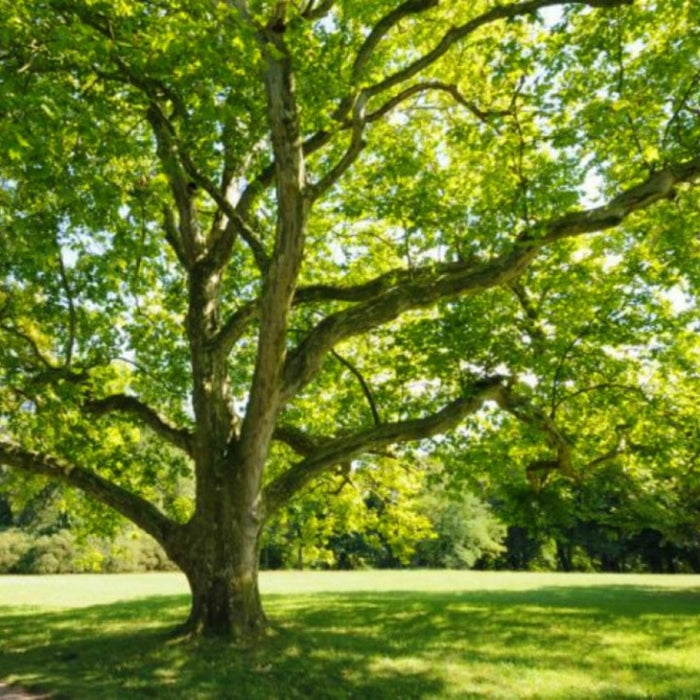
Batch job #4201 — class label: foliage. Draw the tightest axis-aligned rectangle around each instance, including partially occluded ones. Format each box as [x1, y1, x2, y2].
[415, 490, 507, 569]
[0, 527, 30, 573]
[0, 526, 175, 574]
[262, 457, 435, 569]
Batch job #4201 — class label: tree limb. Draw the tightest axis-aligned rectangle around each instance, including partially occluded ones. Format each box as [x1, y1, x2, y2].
[508, 280, 547, 346]
[0, 323, 55, 370]
[553, 382, 647, 411]
[494, 386, 573, 476]
[56, 248, 77, 368]
[365, 81, 513, 126]
[263, 376, 506, 512]
[300, 0, 336, 20]
[331, 349, 381, 426]
[364, 0, 633, 99]
[162, 205, 188, 267]
[236, 30, 309, 473]
[272, 423, 323, 456]
[236, 76, 511, 214]
[146, 102, 202, 266]
[351, 0, 439, 84]
[85, 394, 194, 457]
[216, 300, 260, 354]
[0, 441, 178, 544]
[308, 92, 368, 199]
[281, 155, 700, 401]
[177, 149, 270, 273]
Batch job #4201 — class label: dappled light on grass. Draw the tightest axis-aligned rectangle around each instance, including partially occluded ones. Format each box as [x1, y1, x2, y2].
[1, 576, 699, 698]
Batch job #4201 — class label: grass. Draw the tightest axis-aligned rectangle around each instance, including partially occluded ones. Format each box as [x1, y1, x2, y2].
[1, 571, 700, 698]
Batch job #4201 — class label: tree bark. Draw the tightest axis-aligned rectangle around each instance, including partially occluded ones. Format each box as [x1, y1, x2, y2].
[169, 499, 267, 638]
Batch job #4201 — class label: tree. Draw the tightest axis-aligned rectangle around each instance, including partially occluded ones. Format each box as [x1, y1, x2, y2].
[0, 0, 698, 639]
[415, 489, 506, 569]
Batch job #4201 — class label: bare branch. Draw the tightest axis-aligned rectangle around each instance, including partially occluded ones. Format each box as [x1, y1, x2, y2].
[309, 92, 368, 199]
[85, 394, 194, 457]
[0, 441, 178, 544]
[264, 376, 506, 512]
[331, 349, 381, 426]
[56, 248, 77, 368]
[366, 81, 512, 125]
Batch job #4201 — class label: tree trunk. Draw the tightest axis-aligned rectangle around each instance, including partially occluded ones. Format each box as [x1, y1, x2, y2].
[168, 497, 267, 638]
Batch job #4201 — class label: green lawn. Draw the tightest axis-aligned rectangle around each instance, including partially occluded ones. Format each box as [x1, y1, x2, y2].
[1, 571, 699, 698]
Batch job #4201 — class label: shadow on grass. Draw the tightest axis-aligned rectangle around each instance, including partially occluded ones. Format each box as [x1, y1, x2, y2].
[1, 584, 700, 698]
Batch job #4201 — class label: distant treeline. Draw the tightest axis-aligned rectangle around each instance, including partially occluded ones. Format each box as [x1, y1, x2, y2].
[1, 482, 698, 574]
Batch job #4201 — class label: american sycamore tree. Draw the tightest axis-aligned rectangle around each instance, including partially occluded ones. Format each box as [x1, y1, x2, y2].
[0, 0, 698, 638]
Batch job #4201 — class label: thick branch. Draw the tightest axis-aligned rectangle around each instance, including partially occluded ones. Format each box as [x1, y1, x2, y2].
[509, 281, 547, 349]
[0, 441, 177, 544]
[85, 394, 194, 457]
[272, 423, 323, 456]
[146, 102, 202, 266]
[162, 205, 188, 267]
[178, 150, 270, 273]
[494, 387, 573, 475]
[237, 32, 309, 471]
[217, 300, 260, 353]
[538, 157, 700, 242]
[281, 155, 700, 400]
[264, 377, 505, 512]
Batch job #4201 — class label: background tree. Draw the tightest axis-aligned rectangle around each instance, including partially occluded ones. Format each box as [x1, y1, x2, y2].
[0, 0, 698, 639]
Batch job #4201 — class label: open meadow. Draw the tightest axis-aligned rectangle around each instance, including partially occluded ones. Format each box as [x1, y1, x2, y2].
[1, 571, 699, 698]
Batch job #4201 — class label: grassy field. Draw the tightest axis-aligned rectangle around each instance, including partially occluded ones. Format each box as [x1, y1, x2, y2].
[1, 571, 699, 699]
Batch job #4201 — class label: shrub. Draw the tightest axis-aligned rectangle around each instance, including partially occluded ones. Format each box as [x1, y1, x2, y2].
[16, 530, 81, 574]
[0, 528, 32, 573]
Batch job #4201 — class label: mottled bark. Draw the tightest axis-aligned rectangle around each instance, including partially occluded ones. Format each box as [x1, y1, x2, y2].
[169, 502, 266, 638]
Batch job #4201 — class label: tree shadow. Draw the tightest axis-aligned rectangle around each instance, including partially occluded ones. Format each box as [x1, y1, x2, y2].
[1, 584, 699, 698]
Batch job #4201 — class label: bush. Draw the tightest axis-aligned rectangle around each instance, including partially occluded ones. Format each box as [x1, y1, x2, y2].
[415, 492, 506, 569]
[0, 529, 32, 573]
[0, 526, 175, 574]
[102, 532, 176, 572]
[16, 530, 86, 574]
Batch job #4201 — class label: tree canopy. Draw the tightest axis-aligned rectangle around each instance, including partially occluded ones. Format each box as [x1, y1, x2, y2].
[0, 0, 698, 638]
